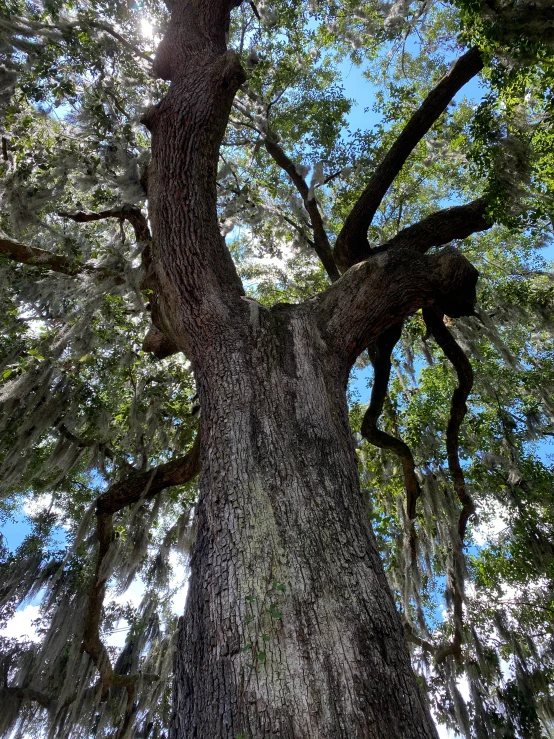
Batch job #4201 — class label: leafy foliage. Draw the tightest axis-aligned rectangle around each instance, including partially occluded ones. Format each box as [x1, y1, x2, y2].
[0, 0, 554, 737]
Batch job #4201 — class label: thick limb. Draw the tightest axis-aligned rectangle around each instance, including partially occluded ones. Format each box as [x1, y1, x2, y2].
[317, 245, 479, 366]
[374, 199, 490, 257]
[0, 235, 86, 276]
[334, 47, 484, 272]
[144, 0, 249, 360]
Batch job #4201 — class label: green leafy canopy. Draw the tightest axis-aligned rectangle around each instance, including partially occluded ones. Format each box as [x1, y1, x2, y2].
[0, 0, 554, 737]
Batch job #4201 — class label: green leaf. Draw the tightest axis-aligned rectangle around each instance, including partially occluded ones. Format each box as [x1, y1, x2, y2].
[268, 605, 282, 619]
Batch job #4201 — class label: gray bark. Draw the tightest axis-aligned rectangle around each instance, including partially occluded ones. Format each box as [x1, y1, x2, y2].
[142, 1, 479, 736]
[172, 300, 439, 738]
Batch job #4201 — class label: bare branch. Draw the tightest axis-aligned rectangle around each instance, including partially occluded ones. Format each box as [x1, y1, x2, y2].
[264, 134, 340, 282]
[82, 436, 201, 696]
[96, 434, 201, 518]
[57, 206, 151, 243]
[423, 308, 475, 663]
[88, 21, 154, 64]
[374, 198, 490, 256]
[0, 235, 82, 276]
[0, 207, 151, 281]
[334, 47, 484, 272]
[361, 323, 421, 521]
[422, 309, 475, 540]
[404, 622, 436, 655]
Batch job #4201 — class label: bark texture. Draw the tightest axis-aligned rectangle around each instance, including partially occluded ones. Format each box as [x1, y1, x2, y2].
[173, 299, 438, 739]
[142, 1, 479, 736]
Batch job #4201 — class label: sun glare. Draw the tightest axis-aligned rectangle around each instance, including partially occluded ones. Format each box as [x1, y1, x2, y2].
[140, 18, 154, 38]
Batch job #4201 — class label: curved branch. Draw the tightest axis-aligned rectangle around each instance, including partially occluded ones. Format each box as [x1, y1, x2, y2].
[361, 323, 421, 520]
[422, 309, 475, 540]
[0, 234, 125, 285]
[95, 435, 201, 517]
[317, 245, 478, 367]
[423, 308, 475, 663]
[57, 206, 151, 244]
[334, 47, 484, 272]
[374, 198, 491, 256]
[264, 135, 340, 282]
[0, 207, 151, 280]
[82, 436, 201, 696]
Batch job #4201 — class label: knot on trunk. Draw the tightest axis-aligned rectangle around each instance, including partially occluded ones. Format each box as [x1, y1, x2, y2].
[427, 246, 479, 317]
[216, 50, 247, 90]
[143, 324, 180, 359]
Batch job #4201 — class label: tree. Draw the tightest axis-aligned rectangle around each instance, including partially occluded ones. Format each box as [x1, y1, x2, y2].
[0, 0, 554, 737]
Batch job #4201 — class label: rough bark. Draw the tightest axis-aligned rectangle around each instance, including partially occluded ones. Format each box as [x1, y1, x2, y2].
[174, 300, 438, 739]
[165, 246, 476, 738]
[142, 1, 480, 736]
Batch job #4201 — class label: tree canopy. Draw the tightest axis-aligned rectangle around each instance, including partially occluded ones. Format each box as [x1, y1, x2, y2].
[1, 0, 554, 736]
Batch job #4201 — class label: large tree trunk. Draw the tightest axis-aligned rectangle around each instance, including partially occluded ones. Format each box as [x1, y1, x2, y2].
[142, 2, 475, 735]
[170, 302, 438, 739]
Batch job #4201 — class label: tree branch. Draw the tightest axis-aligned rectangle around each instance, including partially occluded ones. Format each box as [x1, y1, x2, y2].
[57, 206, 151, 244]
[422, 309, 474, 541]
[374, 198, 490, 256]
[0, 235, 82, 276]
[334, 47, 484, 272]
[57, 423, 135, 473]
[0, 207, 151, 280]
[89, 21, 154, 64]
[82, 436, 200, 696]
[361, 323, 421, 521]
[264, 134, 340, 282]
[2, 685, 54, 709]
[423, 308, 475, 663]
[57, 206, 170, 353]
[317, 246, 478, 367]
